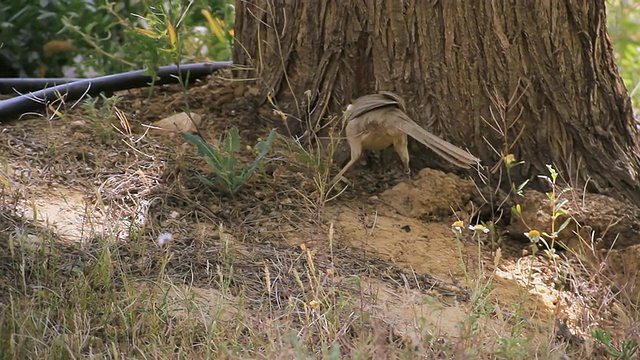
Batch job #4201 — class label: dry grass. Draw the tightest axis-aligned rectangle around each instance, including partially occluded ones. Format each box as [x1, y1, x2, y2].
[0, 77, 638, 359]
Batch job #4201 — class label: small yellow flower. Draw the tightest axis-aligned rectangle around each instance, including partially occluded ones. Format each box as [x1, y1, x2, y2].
[503, 153, 516, 166]
[452, 220, 464, 235]
[309, 300, 321, 310]
[469, 224, 490, 234]
[524, 229, 541, 242]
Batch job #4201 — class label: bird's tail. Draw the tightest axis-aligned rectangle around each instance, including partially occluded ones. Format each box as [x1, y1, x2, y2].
[393, 112, 480, 168]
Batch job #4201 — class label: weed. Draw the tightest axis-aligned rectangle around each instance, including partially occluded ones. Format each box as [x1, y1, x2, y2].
[267, 92, 346, 218]
[593, 328, 639, 359]
[537, 165, 573, 251]
[181, 126, 277, 194]
[80, 93, 123, 143]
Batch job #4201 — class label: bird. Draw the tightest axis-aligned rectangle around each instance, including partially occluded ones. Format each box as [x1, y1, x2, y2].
[332, 91, 480, 184]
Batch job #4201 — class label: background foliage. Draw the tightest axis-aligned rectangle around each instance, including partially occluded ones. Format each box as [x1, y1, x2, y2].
[0, 0, 638, 109]
[607, 0, 640, 109]
[0, 0, 234, 78]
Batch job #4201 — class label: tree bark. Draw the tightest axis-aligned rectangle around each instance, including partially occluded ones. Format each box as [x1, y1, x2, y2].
[233, 0, 640, 207]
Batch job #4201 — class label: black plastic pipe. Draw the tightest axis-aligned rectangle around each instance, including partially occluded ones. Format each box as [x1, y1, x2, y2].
[0, 78, 83, 94]
[0, 61, 233, 121]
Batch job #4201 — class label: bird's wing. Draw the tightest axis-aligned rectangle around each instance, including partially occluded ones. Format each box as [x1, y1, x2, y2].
[345, 93, 404, 121]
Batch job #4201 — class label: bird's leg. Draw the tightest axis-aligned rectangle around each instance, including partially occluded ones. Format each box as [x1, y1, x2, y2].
[392, 135, 411, 177]
[331, 137, 363, 185]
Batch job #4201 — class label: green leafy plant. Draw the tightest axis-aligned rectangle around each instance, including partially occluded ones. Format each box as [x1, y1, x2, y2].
[80, 93, 123, 143]
[536, 164, 572, 254]
[181, 127, 277, 194]
[0, 0, 234, 78]
[593, 328, 639, 359]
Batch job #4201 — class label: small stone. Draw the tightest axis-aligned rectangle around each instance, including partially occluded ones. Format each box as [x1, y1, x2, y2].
[70, 120, 86, 130]
[150, 112, 202, 134]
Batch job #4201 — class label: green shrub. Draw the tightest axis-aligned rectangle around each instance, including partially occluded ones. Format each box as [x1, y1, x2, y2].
[0, 0, 234, 78]
[181, 127, 278, 195]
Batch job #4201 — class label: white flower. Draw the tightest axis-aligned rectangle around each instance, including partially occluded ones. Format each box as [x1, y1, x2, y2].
[157, 232, 173, 246]
[469, 224, 490, 234]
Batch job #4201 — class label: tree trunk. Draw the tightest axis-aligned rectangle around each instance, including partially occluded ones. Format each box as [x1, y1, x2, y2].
[233, 0, 640, 207]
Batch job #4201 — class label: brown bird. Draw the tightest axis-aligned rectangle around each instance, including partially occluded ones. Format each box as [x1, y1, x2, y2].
[332, 91, 480, 184]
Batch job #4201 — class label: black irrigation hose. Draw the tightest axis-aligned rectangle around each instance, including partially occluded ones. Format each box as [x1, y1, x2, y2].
[0, 78, 84, 93]
[0, 61, 233, 121]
